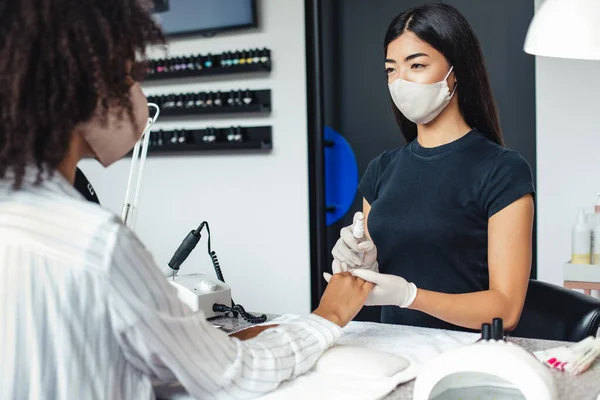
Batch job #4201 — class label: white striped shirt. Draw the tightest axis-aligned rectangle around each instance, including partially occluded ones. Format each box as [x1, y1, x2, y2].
[0, 168, 342, 400]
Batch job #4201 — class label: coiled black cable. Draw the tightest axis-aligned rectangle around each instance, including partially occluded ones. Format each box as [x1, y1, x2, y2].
[196, 221, 267, 324]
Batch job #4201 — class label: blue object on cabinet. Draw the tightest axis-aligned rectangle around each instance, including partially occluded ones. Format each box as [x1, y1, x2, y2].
[324, 126, 358, 226]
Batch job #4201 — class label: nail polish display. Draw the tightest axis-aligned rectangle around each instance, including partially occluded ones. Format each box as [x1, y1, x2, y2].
[144, 126, 272, 154]
[146, 89, 271, 116]
[144, 48, 271, 81]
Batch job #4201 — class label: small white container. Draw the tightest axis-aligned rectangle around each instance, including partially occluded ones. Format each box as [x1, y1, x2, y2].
[573, 208, 592, 264]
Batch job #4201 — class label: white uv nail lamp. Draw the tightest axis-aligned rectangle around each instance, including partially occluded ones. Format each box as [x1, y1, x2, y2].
[413, 339, 558, 400]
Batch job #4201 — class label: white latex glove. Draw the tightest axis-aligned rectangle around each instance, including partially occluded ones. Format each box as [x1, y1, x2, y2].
[331, 212, 378, 272]
[350, 269, 417, 308]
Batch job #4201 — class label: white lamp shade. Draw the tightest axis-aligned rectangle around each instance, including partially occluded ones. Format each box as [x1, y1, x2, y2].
[524, 0, 600, 60]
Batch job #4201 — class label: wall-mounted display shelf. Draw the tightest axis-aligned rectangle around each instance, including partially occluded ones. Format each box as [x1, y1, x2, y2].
[147, 89, 271, 117]
[145, 48, 271, 81]
[138, 125, 272, 154]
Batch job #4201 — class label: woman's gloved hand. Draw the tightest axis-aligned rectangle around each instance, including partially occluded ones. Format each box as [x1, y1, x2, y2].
[331, 212, 379, 272]
[349, 269, 417, 308]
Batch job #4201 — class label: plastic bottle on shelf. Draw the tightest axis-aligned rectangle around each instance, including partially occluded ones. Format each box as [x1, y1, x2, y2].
[572, 208, 592, 264]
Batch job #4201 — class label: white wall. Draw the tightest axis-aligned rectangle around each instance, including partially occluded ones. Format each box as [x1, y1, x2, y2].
[79, 0, 312, 315]
[535, 0, 600, 286]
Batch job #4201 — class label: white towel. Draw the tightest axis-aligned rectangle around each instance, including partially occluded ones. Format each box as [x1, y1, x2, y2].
[254, 315, 479, 400]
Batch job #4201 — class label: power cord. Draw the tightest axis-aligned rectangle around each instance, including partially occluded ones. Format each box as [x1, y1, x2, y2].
[169, 221, 267, 324]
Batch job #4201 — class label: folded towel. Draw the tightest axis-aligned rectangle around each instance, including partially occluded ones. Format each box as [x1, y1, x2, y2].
[254, 315, 478, 400]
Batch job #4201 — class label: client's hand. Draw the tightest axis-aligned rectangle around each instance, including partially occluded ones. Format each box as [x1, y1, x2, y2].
[313, 272, 374, 327]
[229, 325, 279, 340]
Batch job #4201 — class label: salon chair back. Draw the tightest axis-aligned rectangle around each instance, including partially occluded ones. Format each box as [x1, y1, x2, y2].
[511, 279, 600, 342]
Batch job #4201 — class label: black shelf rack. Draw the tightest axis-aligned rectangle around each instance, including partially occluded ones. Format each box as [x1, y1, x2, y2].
[145, 48, 271, 81]
[139, 126, 272, 154]
[147, 89, 271, 117]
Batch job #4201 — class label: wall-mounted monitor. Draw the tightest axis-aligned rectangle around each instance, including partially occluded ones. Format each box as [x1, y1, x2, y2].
[151, 0, 258, 38]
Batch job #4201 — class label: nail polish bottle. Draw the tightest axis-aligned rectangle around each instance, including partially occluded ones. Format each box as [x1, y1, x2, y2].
[243, 89, 253, 105]
[185, 56, 194, 71]
[186, 93, 195, 108]
[178, 57, 187, 71]
[157, 130, 164, 147]
[204, 53, 213, 68]
[227, 127, 235, 142]
[178, 130, 186, 144]
[245, 50, 253, 64]
[175, 94, 183, 108]
[214, 91, 223, 107]
[203, 127, 216, 143]
[235, 126, 243, 142]
[170, 130, 178, 144]
[162, 94, 172, 109]
[235, 90, 243, 106]
[219, 52, 227, 67]
[195, 92, 204, 107]
[194, 55, 204, 70]
[205, 92, 213, 107]
[260, 48, 269, 63]
[156, 59, 165, 73]
[146, 61, 154, 76]
[171, 58, 178, 71]
[239, 51, 247, 65]
[227, 90, 235, 106]
[252, 49, 260, 64]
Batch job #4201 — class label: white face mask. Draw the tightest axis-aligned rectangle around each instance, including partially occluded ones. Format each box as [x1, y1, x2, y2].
[388, 66, 457, 125]
[77, 82, 149, 167]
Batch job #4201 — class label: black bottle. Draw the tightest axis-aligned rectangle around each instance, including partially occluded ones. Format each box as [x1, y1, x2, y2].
[234, 90, 243, 106]
[204, 53, 213, 68]
[243, 89, 253, 105]
[235, 126, 243, 142]
[203, 127, 216, 143]
[177, 130, 186, 144]
[194, 55, 203, 70]
[227, 90, 235, 106]
[167, 58, 176, 72]
[214, 91, 223, 107]
[163, 94, 174, 109]
[186, 93, 195, 108]
[195, 92, 204, 107]
[205, 92, 214, 107]
[175, 94, 184, 108]
[260, 48, 269, 63]
[146, 60, 155, 76]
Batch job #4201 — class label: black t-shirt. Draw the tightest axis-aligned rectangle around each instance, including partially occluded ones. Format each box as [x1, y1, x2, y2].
[359, 130, 535, 331]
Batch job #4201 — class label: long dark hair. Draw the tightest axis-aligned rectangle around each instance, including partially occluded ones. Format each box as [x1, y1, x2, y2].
[384, 3, 503, 146]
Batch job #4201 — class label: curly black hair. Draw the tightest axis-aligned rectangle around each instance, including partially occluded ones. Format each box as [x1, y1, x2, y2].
[0, 0, 164, 188]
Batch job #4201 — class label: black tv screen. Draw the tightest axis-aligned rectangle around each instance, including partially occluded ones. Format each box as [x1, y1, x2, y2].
[152, 0, 258, 37]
